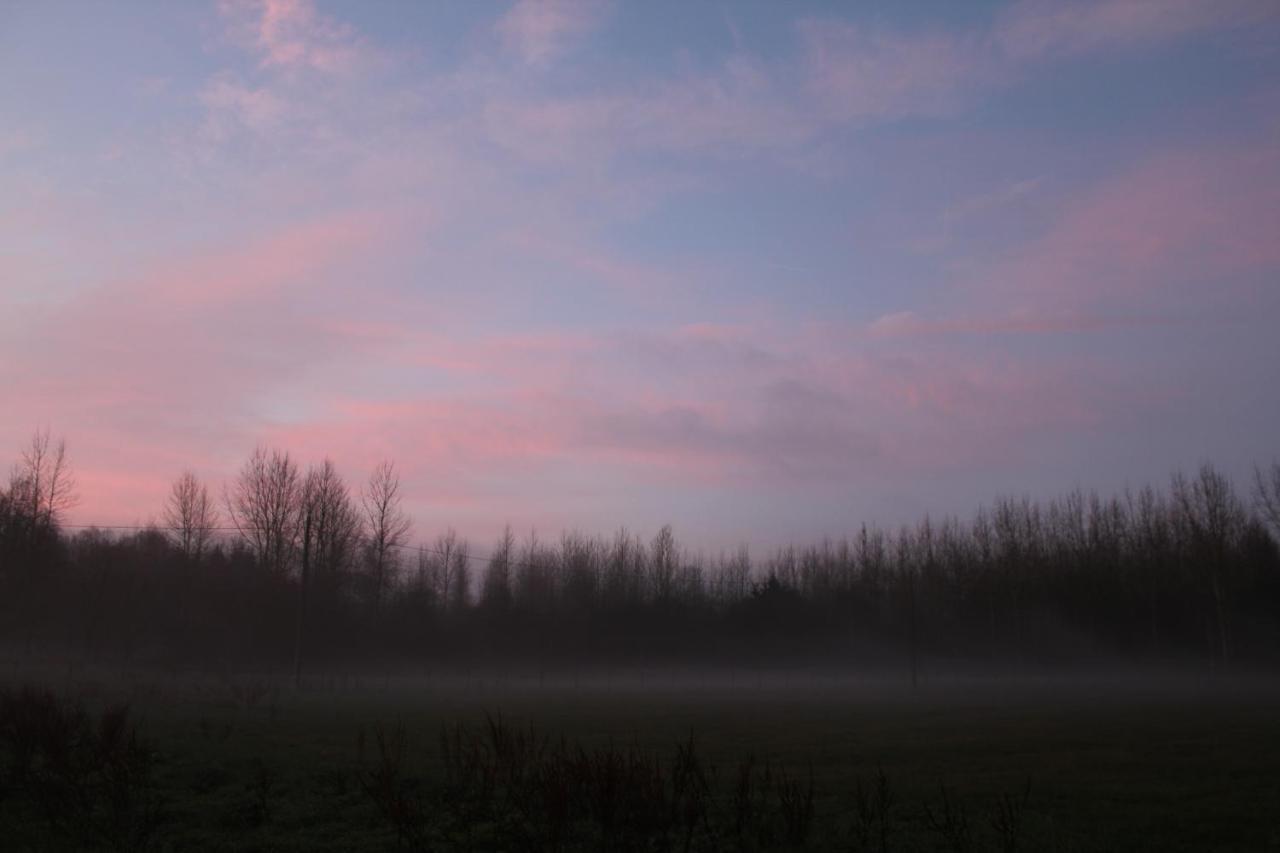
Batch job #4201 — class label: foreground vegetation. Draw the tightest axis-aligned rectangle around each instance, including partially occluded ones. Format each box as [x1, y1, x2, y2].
[4, 433, 1280, 848]
[2, 674, 1278, 851]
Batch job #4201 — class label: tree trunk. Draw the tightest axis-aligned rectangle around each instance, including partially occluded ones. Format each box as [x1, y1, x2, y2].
[293, 508, 312, 690]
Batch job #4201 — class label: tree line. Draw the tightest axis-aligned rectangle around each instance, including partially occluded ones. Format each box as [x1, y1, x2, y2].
[2, 430, 1280, 671]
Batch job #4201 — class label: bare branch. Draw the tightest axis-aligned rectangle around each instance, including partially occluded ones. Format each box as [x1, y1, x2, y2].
[1254, 462, 1280, 537]
[361, 460, 411, 609]
[224, 446, 302, 576]
[163, 471, 219, 562]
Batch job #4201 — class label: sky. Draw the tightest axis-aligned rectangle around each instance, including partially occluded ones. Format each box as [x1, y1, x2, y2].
[2, 0, 1279, 552]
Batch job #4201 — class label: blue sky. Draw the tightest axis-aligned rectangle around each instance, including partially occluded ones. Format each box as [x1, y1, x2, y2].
[2, 0, 1278, 550]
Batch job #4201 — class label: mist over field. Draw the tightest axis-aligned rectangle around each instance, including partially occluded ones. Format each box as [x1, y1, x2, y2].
[6, 432, 1280, 676]
[4, 431, 1280, 851]
[4, 0, 1280, 849]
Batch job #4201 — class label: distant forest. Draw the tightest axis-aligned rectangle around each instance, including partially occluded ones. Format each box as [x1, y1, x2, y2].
[2, 430, 1280, 673]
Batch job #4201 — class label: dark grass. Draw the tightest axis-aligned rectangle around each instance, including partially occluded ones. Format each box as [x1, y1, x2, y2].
[3, 670, 1280, 851]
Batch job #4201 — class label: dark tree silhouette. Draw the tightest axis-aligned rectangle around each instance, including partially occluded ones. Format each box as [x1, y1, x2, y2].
[0, 430, 76, 654]
[1173, 465, 1246, 663]
[481, 525, 515, 612]
[361, 460, 411, 612]
[650, 524, 677, 604]
[2, 431, 1279, 673]
[302, 459, 362, 596]
[163, 470, 218, 563]
[1255, 462, 1280, 538]
[225, 446, 302, 577]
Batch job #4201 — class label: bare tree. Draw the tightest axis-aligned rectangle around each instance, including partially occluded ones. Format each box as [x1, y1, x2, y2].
[1127, 484, 1172, 652]
[1255, 462, 1280, 538]
[224, 446, 302, 576]
[603, 527, 645, 608]
[516, 528, 556, 614]
[450, 538, 471, 612]
[429, 528, 458, 607]
[481, 524, 515, 611]
[425, 528, 471, 612]
[13, 429, 78, 531]
[893, 525, 919, 688]
[290, 459, 361, 688]
[163, 471, 219, 562]
[302, 459, 362, 590]
[361, 460, 411, 611]
[649, 524, 677, 603]
[2, 430, 75, 652]
[561, 531, 600, 613]
[1173, 465, 1246, 663]
[1, 431, 75, 577]
[712, 545, 752, 606]
[0, 470, 37, 572]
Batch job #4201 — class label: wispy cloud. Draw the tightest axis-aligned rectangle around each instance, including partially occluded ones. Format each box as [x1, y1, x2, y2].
[983, 141, 1280, 312]
[218, 0, 369, 74]
[495, 0, 608, 66]
[799, 21, 992, 124]
[199, 73, 288, 141]
[5, 0, 1279, 544]
[478, 0, 1275, 171]
[994, 0, 1277, 61]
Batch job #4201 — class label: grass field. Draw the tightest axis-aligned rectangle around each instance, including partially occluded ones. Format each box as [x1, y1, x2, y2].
[3, 669, 1279, 851]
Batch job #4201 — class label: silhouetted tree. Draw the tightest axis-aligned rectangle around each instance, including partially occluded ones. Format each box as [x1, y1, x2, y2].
[561, 531, 600, 614]
[1, 430, 76, 574]
[4, 432, 1280, 670]
[16, 428, 78, 531]
[426, 528, 471, 613]
[450, 538, 471, 612]
[516, 529, 557, 615]
[650, 524, 677, 603]
[162, 471, 218, 563]
[361, 460, 411, 612]
[303, 459, 362, 597]
[1127, 485, 1173, 652]
[1173, 465, 1246, 663]
[481, 525, 515, 611]
[1255, 462, 1280, 539]
[0, 430, 76, 653]
[603, 527, 645, 609]
[711, 545, 752, 606]
[225, 446, 301, 577]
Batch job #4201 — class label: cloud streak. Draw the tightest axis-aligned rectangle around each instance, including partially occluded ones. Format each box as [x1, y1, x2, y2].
[3, 0, 1278, 546]
[496, 0, 607, 66]
[219, 0, 369, 73]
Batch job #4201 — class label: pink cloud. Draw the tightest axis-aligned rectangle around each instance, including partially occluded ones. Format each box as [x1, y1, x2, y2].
[994, 0, 1277, 61]
[500, 227, 683, 294]
[468, 0, 1278, 177]
[479, 57, 812, 166]
[983, 142, 1280, 311]
[479, 0, 1271, 171]
[799, 21, 992, 124]
[798, 1, 1273, 130]
[1, 293, 1134, 540]
[11, 0, 1269, 545]
[147, 211, 387, 308]
[866, 308, 1170, 339]
[200, 73, 288, 141]
[219, 0, 367, 74]
[0, 126, 41, 158]
[250, 323, 1117, 502]
[495, 0, 607, 66]
[0, 210, 403, 522]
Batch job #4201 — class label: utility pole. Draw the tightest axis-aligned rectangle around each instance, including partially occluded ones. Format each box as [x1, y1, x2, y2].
[293, 505, 312, 690]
